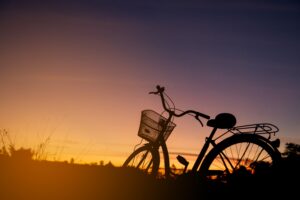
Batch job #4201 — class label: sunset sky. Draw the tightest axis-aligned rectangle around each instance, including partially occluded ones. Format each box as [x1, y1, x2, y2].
[1, 0, 300, 166]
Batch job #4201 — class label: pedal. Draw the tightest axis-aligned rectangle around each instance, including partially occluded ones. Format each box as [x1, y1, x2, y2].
[177, 155, 189, 173]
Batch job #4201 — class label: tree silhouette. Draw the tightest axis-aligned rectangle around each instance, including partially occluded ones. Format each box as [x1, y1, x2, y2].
[282, 143, 300, 159]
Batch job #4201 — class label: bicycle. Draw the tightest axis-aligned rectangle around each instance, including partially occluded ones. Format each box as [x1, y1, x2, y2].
[123, 85, 282, 182]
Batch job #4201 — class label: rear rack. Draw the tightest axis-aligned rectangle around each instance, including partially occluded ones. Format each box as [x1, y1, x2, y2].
[228, 123, 279, 135]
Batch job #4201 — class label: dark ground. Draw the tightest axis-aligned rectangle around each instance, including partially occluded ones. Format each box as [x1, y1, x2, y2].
[0, 155, 299, 200]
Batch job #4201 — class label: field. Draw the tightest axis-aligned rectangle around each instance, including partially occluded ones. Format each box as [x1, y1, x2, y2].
[0, 153, 298, 200]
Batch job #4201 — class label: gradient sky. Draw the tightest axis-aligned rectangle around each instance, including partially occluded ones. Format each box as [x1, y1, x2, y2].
[1, 0, 300, 166]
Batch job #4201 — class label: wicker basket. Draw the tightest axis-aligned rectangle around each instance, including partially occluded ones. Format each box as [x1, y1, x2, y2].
[138, 110, 176, 142]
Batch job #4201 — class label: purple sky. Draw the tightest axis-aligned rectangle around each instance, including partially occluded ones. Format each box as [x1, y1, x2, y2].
[1, 0, 299, 164]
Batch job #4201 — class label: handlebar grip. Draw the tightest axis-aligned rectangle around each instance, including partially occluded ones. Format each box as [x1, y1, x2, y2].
[198, 113, 210, 120]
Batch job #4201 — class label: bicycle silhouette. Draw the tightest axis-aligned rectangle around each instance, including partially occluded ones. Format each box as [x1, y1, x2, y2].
[123, 85, 281, 182]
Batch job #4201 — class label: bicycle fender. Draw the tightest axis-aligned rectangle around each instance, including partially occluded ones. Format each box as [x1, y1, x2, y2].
[226, 134, 282, 157]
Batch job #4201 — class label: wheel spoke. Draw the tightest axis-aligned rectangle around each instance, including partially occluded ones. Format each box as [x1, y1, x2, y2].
[123, 145, 159, 176]
[136, 151, 149, 168]
[199, 135, 280, 182]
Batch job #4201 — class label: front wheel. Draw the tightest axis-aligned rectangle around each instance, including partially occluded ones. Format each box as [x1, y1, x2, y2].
[199, 134, 281, 182]
[122, 144, 160, 177]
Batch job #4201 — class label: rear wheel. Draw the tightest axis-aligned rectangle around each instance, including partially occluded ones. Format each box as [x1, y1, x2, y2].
[122, 144, 160, 177]
[199, 134, 281, 182]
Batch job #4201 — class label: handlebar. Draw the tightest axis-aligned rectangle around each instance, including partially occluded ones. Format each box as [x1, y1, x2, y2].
[149, 85, 165, 95]
[149, 85, 210, 126]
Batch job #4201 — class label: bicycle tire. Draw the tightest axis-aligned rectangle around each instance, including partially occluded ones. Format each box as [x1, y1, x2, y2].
[122, 144, 160, 177]
[199, 134, 281, 182]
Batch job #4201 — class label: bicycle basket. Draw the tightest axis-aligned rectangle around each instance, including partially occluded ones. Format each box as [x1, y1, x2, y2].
[138, 110, 176, 142]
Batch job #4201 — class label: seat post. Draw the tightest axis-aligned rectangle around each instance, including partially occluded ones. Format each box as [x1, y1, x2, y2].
[192, 127, 218, 172]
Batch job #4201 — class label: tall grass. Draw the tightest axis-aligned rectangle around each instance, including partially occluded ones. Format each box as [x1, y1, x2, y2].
[0, 129, 51, 161]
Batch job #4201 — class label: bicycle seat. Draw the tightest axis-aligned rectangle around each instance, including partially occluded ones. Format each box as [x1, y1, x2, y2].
[207, 113, 236, 129]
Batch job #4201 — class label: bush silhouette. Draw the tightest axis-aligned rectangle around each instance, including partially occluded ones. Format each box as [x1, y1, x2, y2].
[9, 147, 34, 161]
